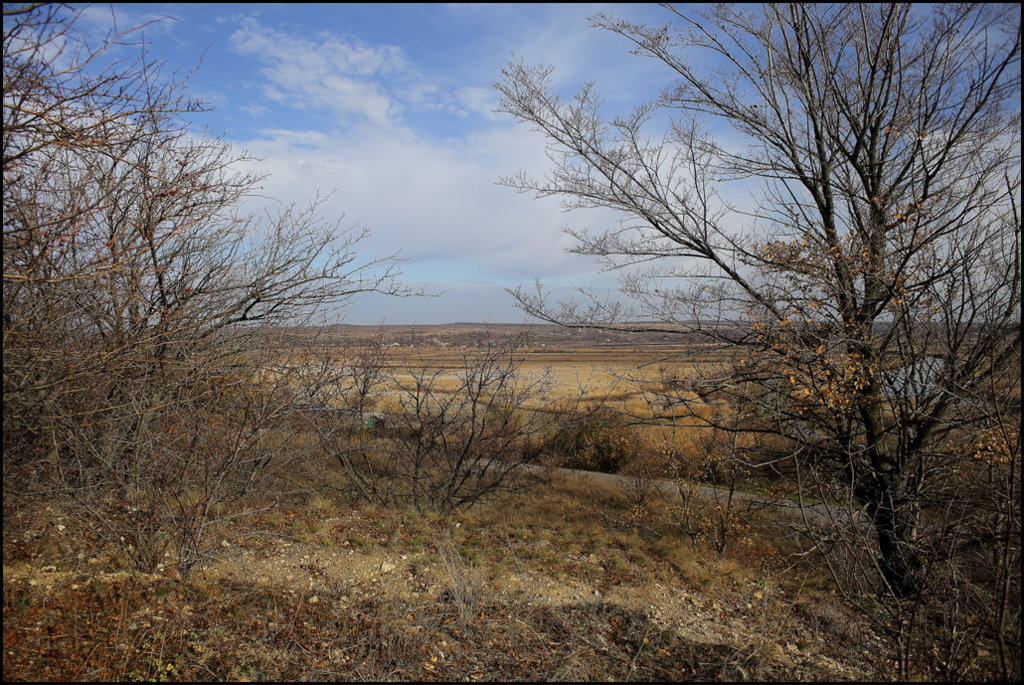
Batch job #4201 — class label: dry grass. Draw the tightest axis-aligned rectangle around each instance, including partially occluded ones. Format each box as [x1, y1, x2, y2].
[2, 572, 797, 682]
[1, 337, 891, 681]
[4, 470, 883, 682]
[378, 345, 727, 459]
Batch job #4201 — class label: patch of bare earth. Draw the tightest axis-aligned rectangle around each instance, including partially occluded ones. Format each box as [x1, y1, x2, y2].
[4, 493, 882, 681]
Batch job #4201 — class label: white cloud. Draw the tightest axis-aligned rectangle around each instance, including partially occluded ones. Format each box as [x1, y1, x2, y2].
[76, 4, 180, 38]
[238, 103, 268, 117]
[234, 122, 607, 282]
[229, 19, 409, 128]
[435, 3, 670, 104]
[216, 10, 659, 323]
[452, 86, 498, 118]
[218, 16, 627, 288]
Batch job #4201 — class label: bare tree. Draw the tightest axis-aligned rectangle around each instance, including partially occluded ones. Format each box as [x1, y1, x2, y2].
[3, 5, 408, 577]
[322, 337, 556, 513]
[497, 4, 1019, 678]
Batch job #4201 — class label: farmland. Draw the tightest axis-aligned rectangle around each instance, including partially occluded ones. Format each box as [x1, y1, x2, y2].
[324, 324, 725, 402]
[280, 323, 739, 471]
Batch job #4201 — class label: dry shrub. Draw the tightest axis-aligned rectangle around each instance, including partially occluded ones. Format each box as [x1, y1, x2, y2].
[323, 337, 556, 513]
[618, 452, 669, 519]
[546, 410, 641, 474]
[792, 598, 865, 646]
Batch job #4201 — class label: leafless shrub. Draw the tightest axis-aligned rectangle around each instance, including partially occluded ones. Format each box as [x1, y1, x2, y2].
[3, 5, 407, 578]
[545, 409, 639, 474]
[319, 336, 557, 513]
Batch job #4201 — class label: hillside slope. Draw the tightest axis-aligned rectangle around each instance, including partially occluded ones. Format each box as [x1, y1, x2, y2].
[4, 473, 884, 681]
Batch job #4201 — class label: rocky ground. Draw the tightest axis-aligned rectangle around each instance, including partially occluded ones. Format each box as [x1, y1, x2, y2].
[4, 474, 887, 681]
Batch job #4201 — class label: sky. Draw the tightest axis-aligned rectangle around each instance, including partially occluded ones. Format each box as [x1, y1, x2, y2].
[67, 3, 680, 324]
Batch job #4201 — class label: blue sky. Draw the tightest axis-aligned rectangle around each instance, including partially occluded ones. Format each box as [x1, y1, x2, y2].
[68, 3, 679, 324]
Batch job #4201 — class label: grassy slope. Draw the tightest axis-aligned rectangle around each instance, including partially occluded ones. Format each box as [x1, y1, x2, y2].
[3, 471, 886, 682]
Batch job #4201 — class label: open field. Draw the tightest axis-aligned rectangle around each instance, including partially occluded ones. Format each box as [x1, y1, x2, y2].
[271, 325, 780, 496]
[304, 324, 734, 461]
[253, 324, 736, 477]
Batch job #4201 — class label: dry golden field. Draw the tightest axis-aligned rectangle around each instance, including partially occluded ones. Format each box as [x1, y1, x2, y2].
[273, 325, 742, 464]
[371, 336, 734, 460]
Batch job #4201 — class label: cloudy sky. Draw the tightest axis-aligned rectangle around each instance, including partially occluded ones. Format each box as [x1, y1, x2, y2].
[72, 3, 679, 324]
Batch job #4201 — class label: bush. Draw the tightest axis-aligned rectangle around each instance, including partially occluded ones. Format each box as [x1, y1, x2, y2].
[547, 411, 640, 474]
[3, 5, 403, 578]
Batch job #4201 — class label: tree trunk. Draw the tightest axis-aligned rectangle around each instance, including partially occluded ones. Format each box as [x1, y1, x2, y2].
[860, 480, 924, 598]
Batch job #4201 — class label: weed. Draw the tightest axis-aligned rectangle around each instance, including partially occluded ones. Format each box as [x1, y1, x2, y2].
[345, 535, 371, 549]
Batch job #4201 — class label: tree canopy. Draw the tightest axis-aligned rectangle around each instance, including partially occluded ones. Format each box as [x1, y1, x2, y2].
[497, 4, 1020, 677]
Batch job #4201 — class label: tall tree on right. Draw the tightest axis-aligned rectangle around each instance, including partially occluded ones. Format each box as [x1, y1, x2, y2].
[497, 4, 1019, 677]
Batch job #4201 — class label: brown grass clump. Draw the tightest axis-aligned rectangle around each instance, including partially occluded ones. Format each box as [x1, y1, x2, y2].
[3, 468, 884, 682]
[6, 569, 822, 682]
